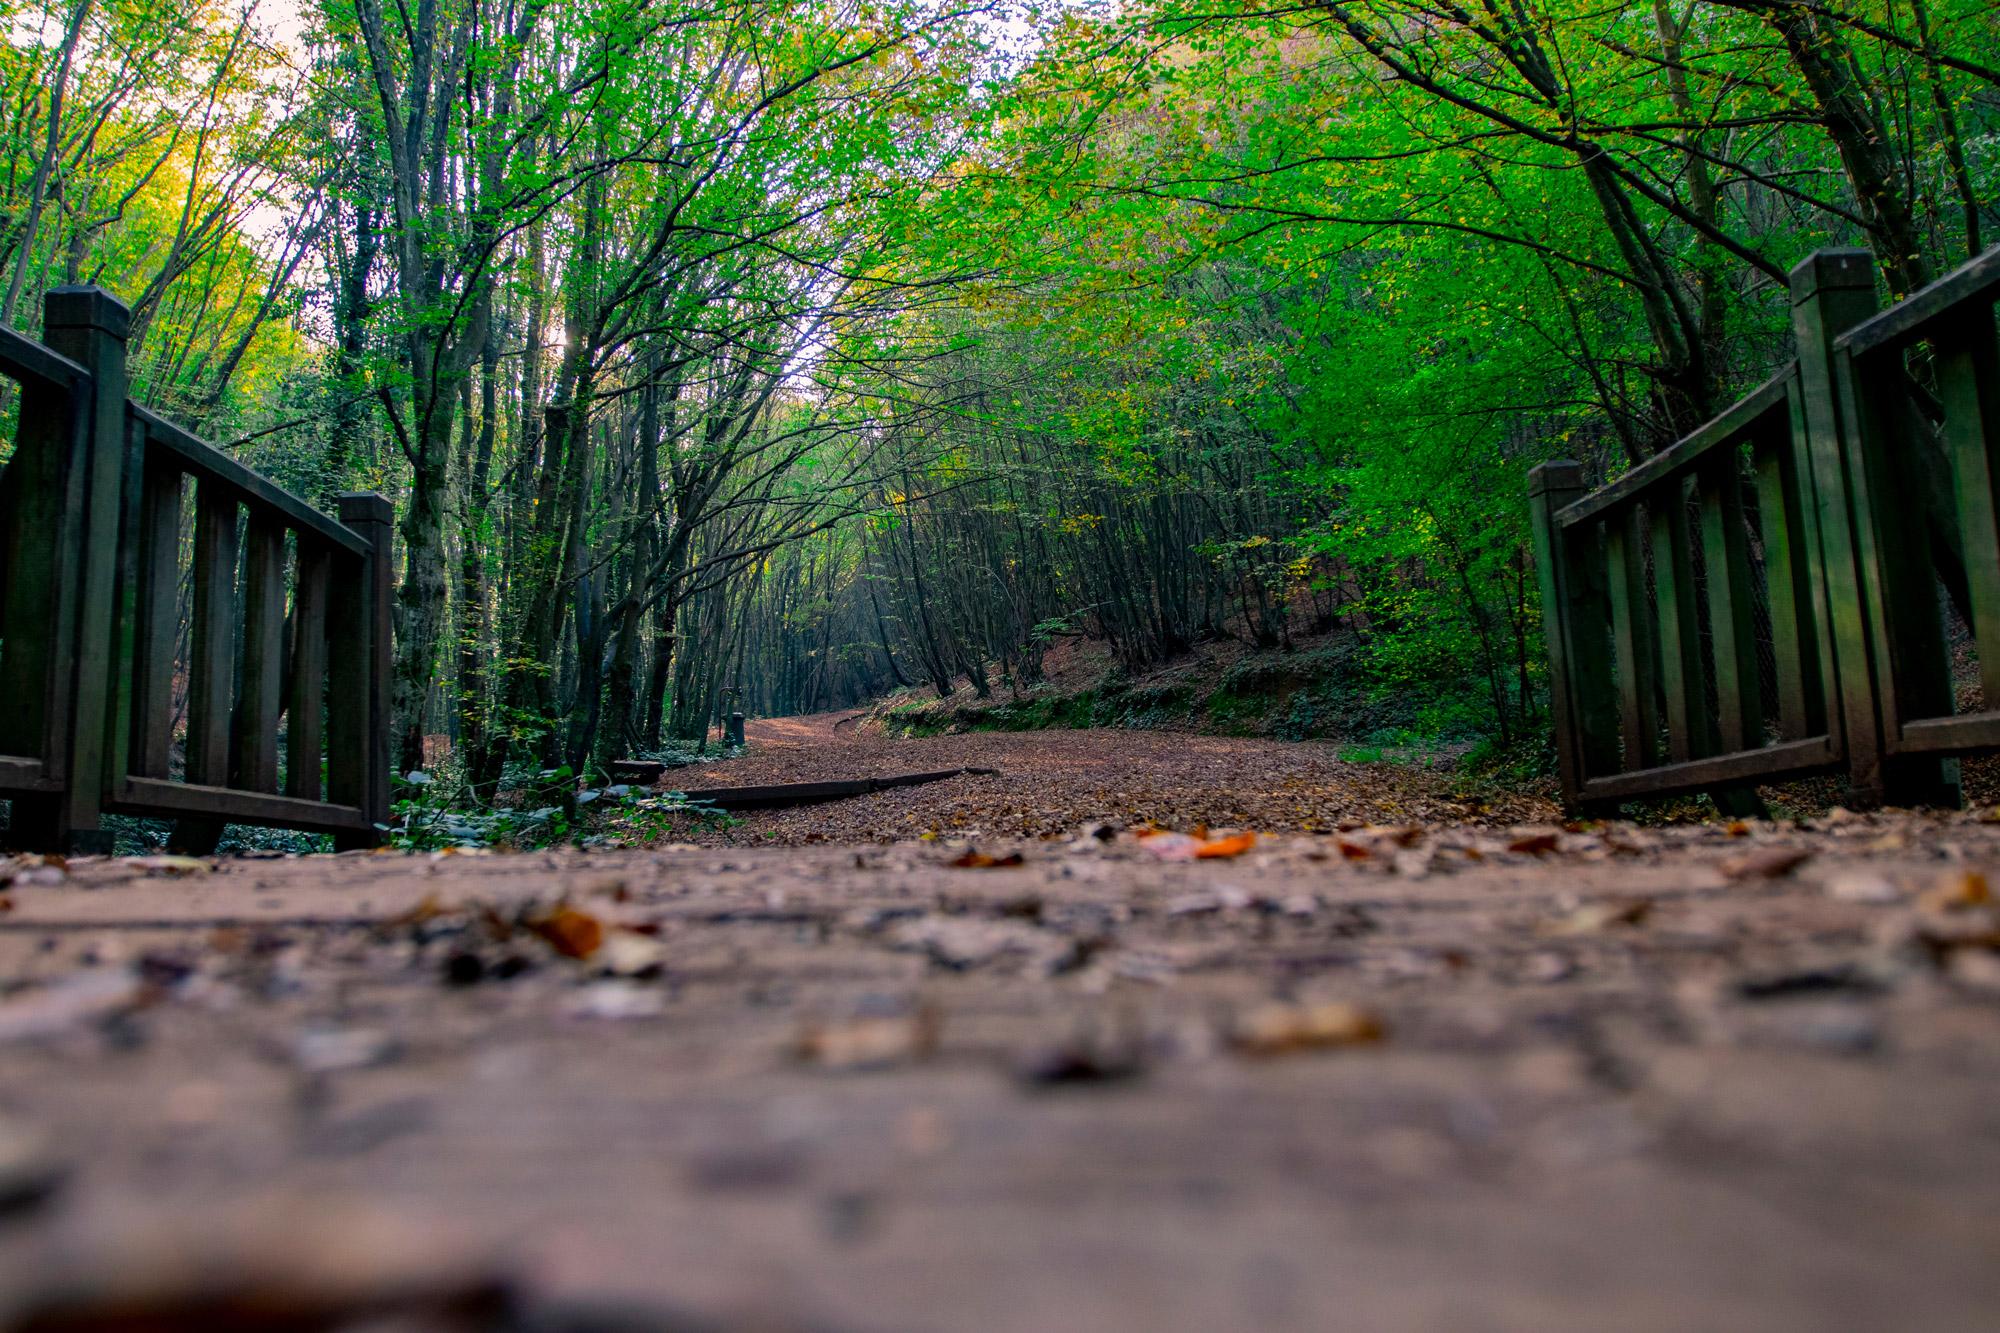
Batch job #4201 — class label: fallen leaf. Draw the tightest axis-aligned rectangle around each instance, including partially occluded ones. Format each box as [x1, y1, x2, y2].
[598, 929, 666, 976]
[528, 904, 605, 960]
[1720, 847, 1813, 880]
[385, 894, 447, 928]
[1507, 830, 1562, 856]
[1547, 899, 1653, 934]
[1825, 871, 1901, 904]
[1231, 1002, 1385, 1056]
[1920, 870, 1990, 912]
[127, 855, 209, 877]
[950, 850, 1025, 869]
[1138, 832, 1206, 861]
[1193, 831, 1256, 859]
[566, 981, 663, 1021]
[795, 1005, 941, 1072]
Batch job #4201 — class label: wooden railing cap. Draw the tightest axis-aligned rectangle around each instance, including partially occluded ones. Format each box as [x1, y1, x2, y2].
[1789, 248, 1874, 304]
[1528, 460, 1585, 496]
[335, 491, 393, 527]
[43, 285, 130, 339]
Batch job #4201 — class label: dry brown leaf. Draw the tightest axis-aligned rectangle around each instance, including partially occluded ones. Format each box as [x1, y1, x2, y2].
[128, 855, 208, 877]
[384, 894, 447, 929]
[1547, 898, 1653, 934]
[1920, 869, 1991, 912]
[951, 850, 1025, 869]
[795, 1005, 941, 1072]
[1231, 1002, 1385, 1056]
[528, 904, 606, 959]
[1720, 847, 1814, 881]
[1507, 830, 1562, 856]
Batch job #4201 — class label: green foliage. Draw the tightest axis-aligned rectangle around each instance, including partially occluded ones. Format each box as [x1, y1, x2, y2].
[383, 770, 732, 851]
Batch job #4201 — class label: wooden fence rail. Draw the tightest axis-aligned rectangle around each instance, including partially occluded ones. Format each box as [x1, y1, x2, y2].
[1533, 246, 1998, 813]
[0, 286, 391, 852]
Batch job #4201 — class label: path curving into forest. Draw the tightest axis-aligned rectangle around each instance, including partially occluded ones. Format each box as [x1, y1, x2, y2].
[670, 713, 1557, 843]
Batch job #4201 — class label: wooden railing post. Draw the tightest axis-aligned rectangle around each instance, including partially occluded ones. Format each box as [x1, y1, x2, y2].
[331, 492, 393, 847]
[40, 286, 135, 853]
[1530, 461, 1594, 810]
[1790, 248, 1958, 807]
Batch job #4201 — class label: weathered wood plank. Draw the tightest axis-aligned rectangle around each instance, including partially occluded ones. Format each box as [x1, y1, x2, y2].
[186, 480, 240, 788]
[42, 286, 133, 849]
[130, 463, 183, 779]
[1650, 482, 1708, 764]
[1838, 345, 1957, 747]
[1931, 304, 2000, 715]
[0, 378, 76, 779]
[1699, 452, 1764, 752]
[1753, 406, 1824, 741]
[673, 767, 1004, 811]
[286, 543, 330, 802]
[113, 777, 370, 835]
[1838, 243, 2000, 357]
[1790, 249, 1887, 800]
[1530, 464, 1594, 808]
[327, 494, 393, 846]
[1898, 710, 2000, 753]
[233, 516, 286, 793]
[1558, 372, 1793, 529]
[135, 405, 367, 557]
[1605, 513, 1661, 770]
[1579, 736, 1836, 802]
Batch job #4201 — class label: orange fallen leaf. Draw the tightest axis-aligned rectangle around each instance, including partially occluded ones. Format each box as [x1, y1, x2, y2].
[1231, 1002, 1385, 1056]
[951, 850, 1025, 869]
[1193, 831, 1256, 859]
[1920, 869, 1990, 912]
[1507, 831, 1562, 856]
[528, 904, 605, 959]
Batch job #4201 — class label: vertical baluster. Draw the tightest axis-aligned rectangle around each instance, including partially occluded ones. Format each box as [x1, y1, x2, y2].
[130, 462, 183, 778]
[1530, 463, 1617, 807]
[1933, 304, 2000, 712]
[287, 541, 330, 801]
[186, 480, 239, 788]
[1699, 451, 1764, 752]
[1838, 345, 1958, 749]
[327, 493, 393, 845]
[234, 514, 285, 792]
[1754, 405, 1825, 741]
[1605, 508, 1661, 770]
[0, 381, 67, 777]
[1650, 478, 1707, 763]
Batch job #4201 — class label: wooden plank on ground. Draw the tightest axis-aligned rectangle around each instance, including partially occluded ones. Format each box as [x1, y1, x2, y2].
[654, 767, 1002, 811]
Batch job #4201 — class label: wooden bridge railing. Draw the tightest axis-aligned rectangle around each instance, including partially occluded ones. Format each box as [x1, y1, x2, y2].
[0, 287, 391, 852]
[1533, 247, 1999, 812]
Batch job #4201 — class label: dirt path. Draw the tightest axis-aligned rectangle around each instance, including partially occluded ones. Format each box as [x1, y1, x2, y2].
[672, 713, 1555, 841]
[1, 729, 1999, 1330]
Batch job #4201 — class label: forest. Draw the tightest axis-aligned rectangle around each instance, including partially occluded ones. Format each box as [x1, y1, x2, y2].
[3, 0, 1997, 793]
